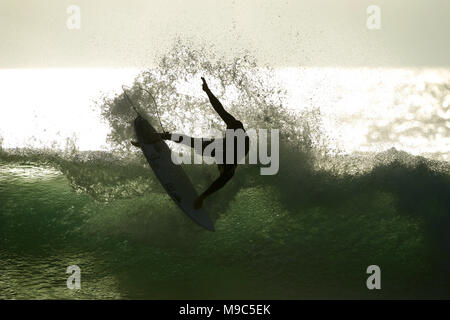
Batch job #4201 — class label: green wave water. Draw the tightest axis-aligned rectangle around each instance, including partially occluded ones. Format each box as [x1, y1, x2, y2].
[0, 145, 449, 299]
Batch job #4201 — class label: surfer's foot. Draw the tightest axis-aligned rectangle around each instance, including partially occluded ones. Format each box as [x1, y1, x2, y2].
[131, 140, 141, 147]
[194, 195, 204, 209]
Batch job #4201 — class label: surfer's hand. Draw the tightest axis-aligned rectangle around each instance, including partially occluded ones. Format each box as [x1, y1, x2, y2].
[194, 195, 204, 209]
[201, 77, 209, 92]
[130, 140, 140, 148]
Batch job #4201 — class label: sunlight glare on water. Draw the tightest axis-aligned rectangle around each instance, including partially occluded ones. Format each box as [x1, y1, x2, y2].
[0, 67, 448, 161]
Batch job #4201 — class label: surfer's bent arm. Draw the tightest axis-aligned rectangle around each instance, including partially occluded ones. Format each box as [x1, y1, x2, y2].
[202, 77, 237, 127]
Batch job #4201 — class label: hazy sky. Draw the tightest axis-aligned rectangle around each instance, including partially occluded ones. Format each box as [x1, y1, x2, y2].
[1, 0, 449, 68]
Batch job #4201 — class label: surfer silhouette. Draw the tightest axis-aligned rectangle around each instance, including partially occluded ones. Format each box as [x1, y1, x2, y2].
[131, 77, 249, 209]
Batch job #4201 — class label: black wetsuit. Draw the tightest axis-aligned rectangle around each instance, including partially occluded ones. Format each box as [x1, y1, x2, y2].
[158, 86, 249, 200]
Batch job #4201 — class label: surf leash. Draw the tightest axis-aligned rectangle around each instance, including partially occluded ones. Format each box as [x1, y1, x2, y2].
[122, 85, 142, 116]
[121, 85, 166, 134]
[137, 86, 167, 134]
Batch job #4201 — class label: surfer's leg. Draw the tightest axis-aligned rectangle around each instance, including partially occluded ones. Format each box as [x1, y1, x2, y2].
[194, 165, 235, 209]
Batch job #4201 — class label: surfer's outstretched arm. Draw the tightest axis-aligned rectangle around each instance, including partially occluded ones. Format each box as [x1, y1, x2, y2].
[131, 133, 216, 157]
[202, 77, 237, 127]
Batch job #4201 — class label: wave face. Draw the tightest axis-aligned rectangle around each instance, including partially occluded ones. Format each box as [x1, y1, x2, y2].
[1, 42, 449, 299]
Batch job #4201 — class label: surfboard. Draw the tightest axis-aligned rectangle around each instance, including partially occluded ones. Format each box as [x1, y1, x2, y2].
[134, 115, 215, 231]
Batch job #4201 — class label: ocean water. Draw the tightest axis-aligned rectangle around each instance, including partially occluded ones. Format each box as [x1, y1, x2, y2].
[0, 146, 449, 299]
[0, 43, 449, 299]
